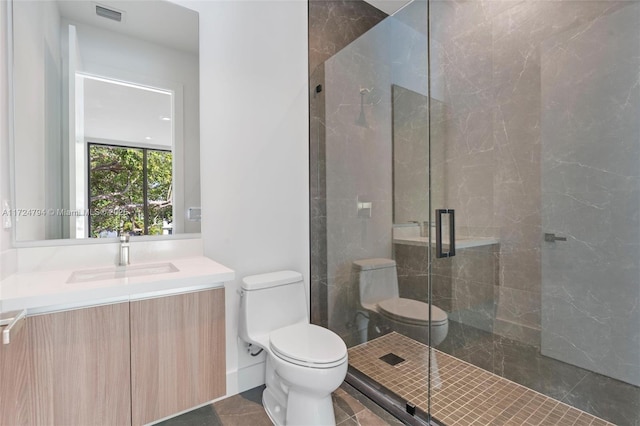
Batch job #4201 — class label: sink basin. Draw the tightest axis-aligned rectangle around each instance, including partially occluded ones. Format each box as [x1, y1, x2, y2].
[67, 262, 179, 284]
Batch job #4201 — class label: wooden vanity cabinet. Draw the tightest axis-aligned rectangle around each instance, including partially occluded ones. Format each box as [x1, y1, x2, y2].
[130, 288, 226, 425]
[0, 317, 33, 426]
[29, 303, 132, 426]
[1, 287, 225, 425]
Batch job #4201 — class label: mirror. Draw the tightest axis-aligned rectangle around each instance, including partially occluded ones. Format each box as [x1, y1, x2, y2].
[391, 84, 446, 227]
[10, 0, 200, 242]
[392, 84, 445, 227]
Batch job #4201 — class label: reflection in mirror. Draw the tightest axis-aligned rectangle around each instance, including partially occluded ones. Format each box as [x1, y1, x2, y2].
[11, 0, 200, 242]
[392, 84, 445, 227]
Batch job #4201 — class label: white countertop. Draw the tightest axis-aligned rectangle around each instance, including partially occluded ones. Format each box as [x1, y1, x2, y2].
[393, 236, 499, 249]
[0, 256, 235, 314]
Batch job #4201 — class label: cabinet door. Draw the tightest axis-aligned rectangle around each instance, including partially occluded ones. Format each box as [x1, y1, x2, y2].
[130, 288, 225, 425]
[30, 303, 131, 426]
[0, 317, 33, 426]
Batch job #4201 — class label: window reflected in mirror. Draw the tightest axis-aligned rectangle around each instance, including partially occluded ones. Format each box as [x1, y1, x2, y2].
[88, 144, 173, 238]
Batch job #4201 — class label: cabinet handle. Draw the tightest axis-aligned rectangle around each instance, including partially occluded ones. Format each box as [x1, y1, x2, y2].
[0, 309, 27, 345]
[435, 209, 456, 258]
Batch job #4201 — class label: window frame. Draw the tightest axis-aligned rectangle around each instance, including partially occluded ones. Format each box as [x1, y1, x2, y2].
[87, 142, 172, 237]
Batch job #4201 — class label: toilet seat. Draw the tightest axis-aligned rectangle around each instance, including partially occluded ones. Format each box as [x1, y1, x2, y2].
[270, 323, 348, 369]
[377, 298, 448, 327]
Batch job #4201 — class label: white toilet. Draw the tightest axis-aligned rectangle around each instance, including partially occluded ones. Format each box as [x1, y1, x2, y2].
[239, 270, 348, 426]
[354, 258, 449, 346]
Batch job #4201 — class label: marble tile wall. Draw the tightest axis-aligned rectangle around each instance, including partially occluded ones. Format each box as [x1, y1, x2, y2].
[308, 0, 387, 74]
[538, 2, 640, 387]
[310, 64, 328, 327]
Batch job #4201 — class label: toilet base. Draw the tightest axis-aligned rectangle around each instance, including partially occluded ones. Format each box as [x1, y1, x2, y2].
[262, 352, 345, 426]
[263, 387, 285, 425]
[286, 389, 335, 425]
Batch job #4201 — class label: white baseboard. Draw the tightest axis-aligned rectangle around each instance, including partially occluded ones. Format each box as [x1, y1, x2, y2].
[225, 361, 266, 397]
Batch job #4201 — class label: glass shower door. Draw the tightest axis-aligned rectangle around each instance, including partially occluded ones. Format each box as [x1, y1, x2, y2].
[310, 0, 434, 422]
[427, 0, 640, 424]
[312, 0, 640, 423]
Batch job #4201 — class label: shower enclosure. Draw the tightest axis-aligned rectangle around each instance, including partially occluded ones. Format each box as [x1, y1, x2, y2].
[309, 0, 640, 424]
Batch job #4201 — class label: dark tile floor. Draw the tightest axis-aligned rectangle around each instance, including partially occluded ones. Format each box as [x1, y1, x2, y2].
[439, 320, 640, 426]
[158, 382, 403, 426]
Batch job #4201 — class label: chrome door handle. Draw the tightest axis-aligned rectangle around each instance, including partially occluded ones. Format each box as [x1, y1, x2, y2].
[0, 309, 27, 345]
[544, 233, 567, 242]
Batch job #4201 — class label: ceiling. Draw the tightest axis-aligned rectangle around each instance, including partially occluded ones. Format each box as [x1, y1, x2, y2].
[56, 0, 198, 54]
[83, 77, 173, 148]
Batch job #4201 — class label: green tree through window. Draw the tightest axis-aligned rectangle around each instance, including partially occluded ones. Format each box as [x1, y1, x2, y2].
[88, 144, 172, 237]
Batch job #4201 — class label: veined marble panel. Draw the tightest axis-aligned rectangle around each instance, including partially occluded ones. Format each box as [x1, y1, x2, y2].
[539, 2, 640, 387]
[308, 0, 387, 73]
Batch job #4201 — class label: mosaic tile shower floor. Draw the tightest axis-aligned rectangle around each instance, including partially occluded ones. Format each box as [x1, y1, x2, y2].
[348, 332, 615, 426]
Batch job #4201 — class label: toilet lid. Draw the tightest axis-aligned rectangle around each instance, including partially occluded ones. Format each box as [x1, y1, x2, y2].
[377, 298, 448, 326]
[270, 324, 347, 368]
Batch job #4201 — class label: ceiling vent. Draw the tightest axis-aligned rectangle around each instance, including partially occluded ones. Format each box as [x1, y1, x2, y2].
[95, 5, 122, 22]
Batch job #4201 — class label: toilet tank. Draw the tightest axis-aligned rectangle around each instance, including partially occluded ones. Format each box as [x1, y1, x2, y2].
[353, 258, 399, 307]
[239, 270, 308, 346]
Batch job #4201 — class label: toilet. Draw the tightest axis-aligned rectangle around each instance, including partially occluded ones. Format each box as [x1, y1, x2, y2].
[239, 270, 348, 426]
[354, 258, 449, 346]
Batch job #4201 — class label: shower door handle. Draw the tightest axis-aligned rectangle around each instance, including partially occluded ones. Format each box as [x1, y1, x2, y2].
[436, 209, 455, 258]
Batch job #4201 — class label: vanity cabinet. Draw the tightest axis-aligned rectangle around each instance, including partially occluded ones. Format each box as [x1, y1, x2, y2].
[0, 287, 226, 425]
[29, 303, 132, 426]
[130, 288, 226, 425]
[0, 317, 33, 426]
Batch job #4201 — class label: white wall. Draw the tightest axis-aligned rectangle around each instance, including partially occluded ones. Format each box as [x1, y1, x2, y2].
[0, 0, 17, 288]
[0, 0, 9, 253]
[12, 1, 61, 241]
[172, 0, 309, 396]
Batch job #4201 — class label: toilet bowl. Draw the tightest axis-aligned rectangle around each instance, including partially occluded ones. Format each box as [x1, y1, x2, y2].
[354, 258, 449, 346]
[239, 271, 348, 426]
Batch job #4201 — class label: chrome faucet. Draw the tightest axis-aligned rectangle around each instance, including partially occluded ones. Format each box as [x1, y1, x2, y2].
[119, 234, 130, 266]
[408, 220, 429, 238]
